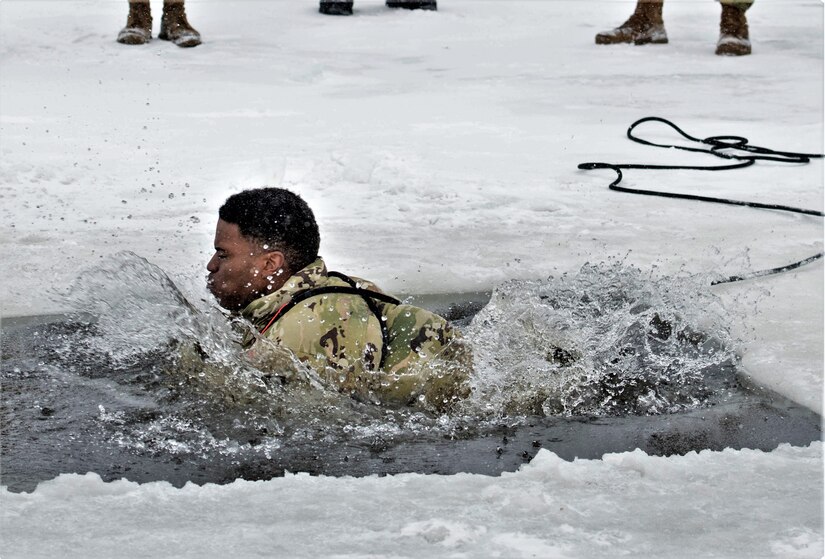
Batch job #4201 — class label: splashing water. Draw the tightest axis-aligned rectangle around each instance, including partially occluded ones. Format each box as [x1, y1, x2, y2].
[3, 252, 743, 490]
[51, 253, 739, 426]
[43, 252, 406, 450]
[57, 251, 238, 363]
[463, 261, 739, 418]
[9, 252, 817, 493]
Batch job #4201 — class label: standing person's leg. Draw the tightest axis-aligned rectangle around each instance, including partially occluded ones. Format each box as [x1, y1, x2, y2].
[159, 0, 202, 48]
[386, 1, 437, 10]
[320, 1, 353, 16]
[117, 0, 152, 45]
[595, 0, 668, 45]
[319, 0, 438, 16]
[716, 0, 754, 55]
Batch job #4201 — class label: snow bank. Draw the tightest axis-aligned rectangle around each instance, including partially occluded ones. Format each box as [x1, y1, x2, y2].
[2, 443, 822, 558]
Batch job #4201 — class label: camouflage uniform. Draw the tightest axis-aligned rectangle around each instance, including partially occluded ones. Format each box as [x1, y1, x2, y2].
[241, 258, 471, 411]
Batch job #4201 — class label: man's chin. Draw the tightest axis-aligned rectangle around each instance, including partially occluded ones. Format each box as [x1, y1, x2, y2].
[207, 285, 259, 312]
[207, 289, 236, 311]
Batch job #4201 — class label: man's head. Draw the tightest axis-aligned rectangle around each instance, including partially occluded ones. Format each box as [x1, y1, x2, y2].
[206, 187, 320, 310]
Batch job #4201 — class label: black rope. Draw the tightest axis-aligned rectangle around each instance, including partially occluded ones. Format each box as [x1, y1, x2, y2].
[710, 253, 824, 286]
[578, 117, 824, 285]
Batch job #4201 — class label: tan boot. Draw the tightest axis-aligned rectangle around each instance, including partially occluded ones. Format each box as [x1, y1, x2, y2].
[159, 1, 201, 48]
[596, 1, 668, 45]
[117, 1, 152, 45]
[716, 3, 751, 56]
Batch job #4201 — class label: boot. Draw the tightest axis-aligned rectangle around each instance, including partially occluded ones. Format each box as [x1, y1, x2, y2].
[595, 0, 668, 45]
[386, 0, 437, 10]
[117, 1, 152, 45]
[320, 1, 353, 15]
[159, 1, 202, 47]
[716, 4, 751, 56]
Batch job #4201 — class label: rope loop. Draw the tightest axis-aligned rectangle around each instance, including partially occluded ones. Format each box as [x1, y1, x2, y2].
[580, 117, 824, 284]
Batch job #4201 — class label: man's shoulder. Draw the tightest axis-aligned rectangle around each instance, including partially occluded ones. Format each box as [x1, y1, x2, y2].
[242, 258, 330, 324]
[262, 271, 382, 334]
[243, 291, 287, 325]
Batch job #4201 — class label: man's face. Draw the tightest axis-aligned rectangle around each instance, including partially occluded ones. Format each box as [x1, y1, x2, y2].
[206, 219, 272, 311]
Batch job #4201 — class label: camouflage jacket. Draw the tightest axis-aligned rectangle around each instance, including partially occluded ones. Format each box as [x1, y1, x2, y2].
[241, 258, 471, 410]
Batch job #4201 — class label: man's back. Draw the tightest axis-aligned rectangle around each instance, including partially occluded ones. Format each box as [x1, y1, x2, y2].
[242, 258, 471, 410]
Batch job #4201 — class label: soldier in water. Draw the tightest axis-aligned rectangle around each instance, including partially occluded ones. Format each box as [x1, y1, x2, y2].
[117, 0, 201, 47]
[205, 187, 471, 411]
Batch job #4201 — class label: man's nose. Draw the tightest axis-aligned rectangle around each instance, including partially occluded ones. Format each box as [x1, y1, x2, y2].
[206, 255, 218, 273]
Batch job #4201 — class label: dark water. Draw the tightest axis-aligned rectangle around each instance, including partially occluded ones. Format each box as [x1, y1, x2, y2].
[1, 253, 820, 492]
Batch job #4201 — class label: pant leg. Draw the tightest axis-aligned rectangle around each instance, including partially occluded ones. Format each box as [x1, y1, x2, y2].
[719, 0, 753, 12]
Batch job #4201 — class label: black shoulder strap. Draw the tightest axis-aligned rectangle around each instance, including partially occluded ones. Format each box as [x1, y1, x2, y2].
[259, 272, 401, 369]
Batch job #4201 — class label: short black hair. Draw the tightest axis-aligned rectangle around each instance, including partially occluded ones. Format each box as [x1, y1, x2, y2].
[219, 187, 320, 272]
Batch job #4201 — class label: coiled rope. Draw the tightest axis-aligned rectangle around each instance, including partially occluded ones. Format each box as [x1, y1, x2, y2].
[578, 117, 823, 285]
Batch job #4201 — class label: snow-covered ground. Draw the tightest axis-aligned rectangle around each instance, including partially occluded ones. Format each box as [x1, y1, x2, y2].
[2, 443, 822, 558]
[1, 0, 822, 556]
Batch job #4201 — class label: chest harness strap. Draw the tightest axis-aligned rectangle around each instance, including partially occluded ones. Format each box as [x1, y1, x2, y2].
[258, 271, 401, 369]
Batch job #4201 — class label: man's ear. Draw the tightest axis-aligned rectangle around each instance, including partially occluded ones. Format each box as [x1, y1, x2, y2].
[261, 250, 286, 276]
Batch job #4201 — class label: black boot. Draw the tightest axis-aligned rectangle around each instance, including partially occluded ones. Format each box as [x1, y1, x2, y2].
[716, 3, 751, 56]
[386, 0, 437, 10]
[117, 1, 152, 45]
[159, 1, 202, 47]
[320, 1, 353, 16]
[595, 0, 667, 45]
